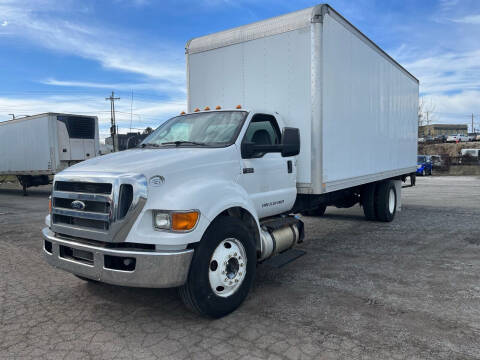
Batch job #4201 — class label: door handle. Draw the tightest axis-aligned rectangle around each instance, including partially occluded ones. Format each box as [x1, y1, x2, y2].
[243, 168, 254, 174]
[287, 160, 293, 173]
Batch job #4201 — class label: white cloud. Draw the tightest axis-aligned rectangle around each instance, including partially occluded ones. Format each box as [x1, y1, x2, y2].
[402, 49, 480, 94]
[0, 1, 185, 83]
[452, 14, 480, 24]
[41, 78, 186, 94]
[1, 20, 7, 27]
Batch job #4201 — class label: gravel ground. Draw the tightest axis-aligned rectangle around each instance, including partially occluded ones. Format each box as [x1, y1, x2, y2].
[1, 176, 480, 360]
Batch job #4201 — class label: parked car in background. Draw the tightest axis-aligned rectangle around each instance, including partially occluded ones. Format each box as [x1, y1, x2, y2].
[417, 155, 432, 176]
[467, 133, 477, 142]
[418, 137, 426, 143]
[461, 149, 480, 158]
[430, 155, 446, 169]
[476, 134, 480, 141]
[434, 134, 447, 142]
[447, 134, 468, 142]
[425, 136, 435, 143]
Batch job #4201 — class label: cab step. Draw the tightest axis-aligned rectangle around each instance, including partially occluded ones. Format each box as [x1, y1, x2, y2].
[262, 249, 306, 268]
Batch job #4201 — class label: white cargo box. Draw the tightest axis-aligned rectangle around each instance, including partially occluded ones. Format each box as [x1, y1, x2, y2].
[0, 113, 99, 175]
[186, 4, 418, 194]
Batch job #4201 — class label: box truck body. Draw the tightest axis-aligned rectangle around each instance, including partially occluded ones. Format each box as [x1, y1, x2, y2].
[186, 4, 419, 194]
[0, 113, 100, 176]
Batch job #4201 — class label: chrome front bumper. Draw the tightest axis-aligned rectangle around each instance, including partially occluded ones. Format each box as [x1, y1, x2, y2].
[42, 228, 194, 288]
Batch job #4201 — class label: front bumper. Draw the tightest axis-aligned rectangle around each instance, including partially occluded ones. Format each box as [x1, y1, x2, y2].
[42, 228, 193, 288]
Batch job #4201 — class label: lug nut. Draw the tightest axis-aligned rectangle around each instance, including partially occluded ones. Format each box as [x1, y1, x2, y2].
[234, 252, 237, 256]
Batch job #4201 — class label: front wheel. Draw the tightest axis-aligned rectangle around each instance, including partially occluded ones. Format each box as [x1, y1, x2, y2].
[179, 217, 256, 318]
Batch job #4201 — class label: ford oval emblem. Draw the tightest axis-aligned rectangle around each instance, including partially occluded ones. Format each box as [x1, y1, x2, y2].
[149, 175, 165, 186]
[71, 200, 86, 210]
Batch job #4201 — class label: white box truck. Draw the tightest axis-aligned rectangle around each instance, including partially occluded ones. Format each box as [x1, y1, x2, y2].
[0, 113, 100, 194]
[42, 4, 418, 318]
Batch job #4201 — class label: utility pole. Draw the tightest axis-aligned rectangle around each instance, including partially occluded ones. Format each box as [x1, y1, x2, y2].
[472, 113, 474, 133]
[105, 91, 120, 152]
[130, 90, 133, 133]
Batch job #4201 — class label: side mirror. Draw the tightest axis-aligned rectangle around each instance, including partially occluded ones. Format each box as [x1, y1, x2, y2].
[241, 142, 256, 158]
[241, 127, 301, 159]
[281, 127, 300, 157]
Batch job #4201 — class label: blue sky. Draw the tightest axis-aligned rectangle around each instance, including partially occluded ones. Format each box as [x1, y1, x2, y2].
[1, 0, 480, 139]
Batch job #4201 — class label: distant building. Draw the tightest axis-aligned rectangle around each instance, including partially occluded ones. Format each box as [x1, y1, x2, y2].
[419, 124, 468, 137]
[105, 132, 149, 151]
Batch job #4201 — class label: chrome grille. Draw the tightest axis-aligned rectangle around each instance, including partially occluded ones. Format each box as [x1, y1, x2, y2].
[50, 173, 147, 242]
[52, 182, 113, 237]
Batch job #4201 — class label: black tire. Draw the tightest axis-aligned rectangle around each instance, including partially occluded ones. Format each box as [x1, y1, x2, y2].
[421, 169, 425, 176]
[179, 217, 256, 318]
[374, 181, 397, 222]
[74, 275, 98, 283]
[361, 183, 377, 221]
[301, 204, 327, 217]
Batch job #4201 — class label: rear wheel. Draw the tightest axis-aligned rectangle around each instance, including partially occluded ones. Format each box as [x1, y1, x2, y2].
[301, 204, 327, 217]
[374, 181, 397, 222]
[361, 183, 377, 221]
[179, 217, 256, 318]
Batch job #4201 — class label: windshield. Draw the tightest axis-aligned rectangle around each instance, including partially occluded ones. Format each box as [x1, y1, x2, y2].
[140, 111, 247, 148]
[417, 156, 426, 163]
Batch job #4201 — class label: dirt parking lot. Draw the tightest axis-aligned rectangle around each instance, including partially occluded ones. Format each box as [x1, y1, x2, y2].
[1, 176, 480, 360]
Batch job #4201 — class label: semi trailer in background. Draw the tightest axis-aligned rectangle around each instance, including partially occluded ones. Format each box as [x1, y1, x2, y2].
[0, 113, 100, 194]
[42, 4, 418, 318]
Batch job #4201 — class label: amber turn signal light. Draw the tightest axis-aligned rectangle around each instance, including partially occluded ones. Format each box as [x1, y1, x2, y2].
[215, 105, 221, 110]
[171, 211, 199, 231]
[236, 104, 242, 109]
[194, 108, 200, 112]
[204, 106, 210, 111]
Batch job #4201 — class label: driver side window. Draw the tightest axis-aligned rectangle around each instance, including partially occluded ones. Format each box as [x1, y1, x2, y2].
[243, 114, 281, 146]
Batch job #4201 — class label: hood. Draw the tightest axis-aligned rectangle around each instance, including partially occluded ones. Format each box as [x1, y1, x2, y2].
[62, 146, 237, 176]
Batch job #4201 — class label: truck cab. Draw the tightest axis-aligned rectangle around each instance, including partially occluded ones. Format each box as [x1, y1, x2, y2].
[43, 108, 303, 318]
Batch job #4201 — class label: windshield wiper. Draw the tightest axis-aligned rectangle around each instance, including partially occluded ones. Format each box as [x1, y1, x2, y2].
[160, 141, 207, 147]
[140, 143, 160, 148]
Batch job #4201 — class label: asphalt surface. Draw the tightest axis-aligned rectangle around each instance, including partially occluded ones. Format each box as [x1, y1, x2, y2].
[1, 176, 480, 359]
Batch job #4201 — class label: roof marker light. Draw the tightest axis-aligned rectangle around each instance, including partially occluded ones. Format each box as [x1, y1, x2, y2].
[194, 108, 200, 112]
[180, 111, 186, 115]
[216, 105, 221, 110]
[236, 105, 242, 109]
[204, 106, 210, 111]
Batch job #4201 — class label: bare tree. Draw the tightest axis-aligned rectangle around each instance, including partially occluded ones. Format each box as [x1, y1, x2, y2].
[143, 127, 153, 135]
[418, 96, 436, 128]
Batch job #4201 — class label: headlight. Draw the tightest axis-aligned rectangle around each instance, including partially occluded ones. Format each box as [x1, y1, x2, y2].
[417, 165, 422, 169]
[153, 210, 199, 232]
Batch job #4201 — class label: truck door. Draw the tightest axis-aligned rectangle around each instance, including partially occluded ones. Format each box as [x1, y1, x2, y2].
[238, 114, 297, 218]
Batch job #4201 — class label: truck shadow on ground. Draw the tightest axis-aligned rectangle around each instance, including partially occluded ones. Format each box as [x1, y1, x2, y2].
[303, 213, 367, 222]
[0, 188, 51, 197]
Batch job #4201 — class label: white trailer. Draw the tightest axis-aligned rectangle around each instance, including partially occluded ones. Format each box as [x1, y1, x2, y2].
[0, 113, 99, 193]
[186, 4, 418, 196]
[42, 5, 418, 318]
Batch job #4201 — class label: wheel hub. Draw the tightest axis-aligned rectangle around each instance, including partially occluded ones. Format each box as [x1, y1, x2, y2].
[208, 238, 247, 297]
